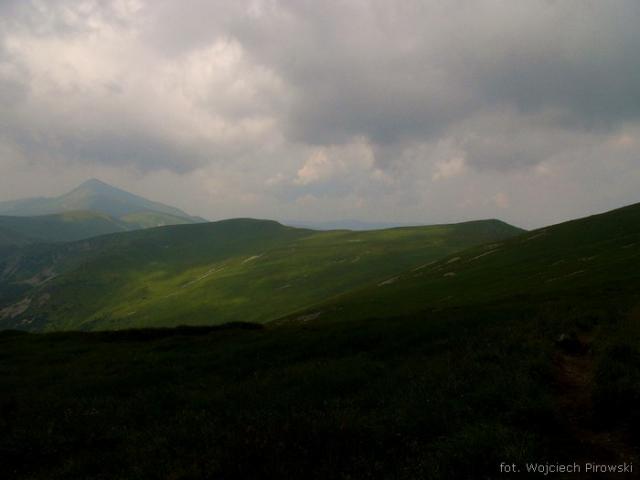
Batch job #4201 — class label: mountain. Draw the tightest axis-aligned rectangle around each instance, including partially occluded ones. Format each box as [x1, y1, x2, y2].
[287, 201, 640, 323]
[0, 179, 202, 228]
[0, 218, 523, 331]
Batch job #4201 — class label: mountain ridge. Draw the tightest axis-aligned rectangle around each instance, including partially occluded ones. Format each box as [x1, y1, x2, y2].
[285, 217, 522, 232]
[284, 200, 640, 324]
[0, 217, 523, 331]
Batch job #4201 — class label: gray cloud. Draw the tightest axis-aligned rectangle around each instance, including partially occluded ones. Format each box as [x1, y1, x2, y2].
[214, 1, 640, 161]
[0, 0, 639, 228]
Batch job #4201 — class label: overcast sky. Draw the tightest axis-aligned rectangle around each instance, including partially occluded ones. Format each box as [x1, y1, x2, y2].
[1, 0, 639, 228]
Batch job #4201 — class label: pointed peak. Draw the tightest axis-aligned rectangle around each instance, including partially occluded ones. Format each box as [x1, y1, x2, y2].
[79, 178, 111, 189]
[72, 179, 126, 196]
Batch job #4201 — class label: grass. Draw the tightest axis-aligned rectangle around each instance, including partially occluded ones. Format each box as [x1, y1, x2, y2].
[294, 202, 640, 324]
[1, 203, 640, 478]
[0, 211, 131, 245]
[0, 218, 522, 331]
[0, 209, 202, 248]
[120, 211, 197, 228]
[593, 305, 640, 443]
[0, 305, 565, 479]
[2, 290, 637, 479]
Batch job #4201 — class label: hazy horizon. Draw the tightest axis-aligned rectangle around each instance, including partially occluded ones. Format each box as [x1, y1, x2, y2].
[3, 175, 633, 231]
[1, 1, 639, 229]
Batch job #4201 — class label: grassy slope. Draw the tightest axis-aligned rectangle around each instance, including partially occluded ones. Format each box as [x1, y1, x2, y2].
[0, 313, 558, 480]
[1, 219, 522, 331]
[294, 202, 640, 323]
[0, 211, 132, 244]
[0, 210, 202, 247]
[2, 204, 640, 479]
[0, 226, 31, 248]
[120, 211, 199, 228]
[1, 285, 637, 478]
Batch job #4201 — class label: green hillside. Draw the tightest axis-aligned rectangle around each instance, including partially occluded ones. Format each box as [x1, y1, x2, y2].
[120, 211, 197, 228]
[0, 210, 203, 247]
[2, 203, 640, 479]
[0, 211, 132, 244]
[0, 218, 522, 331]
[0, 226, 31, 247]
[291, 202, 640, 324]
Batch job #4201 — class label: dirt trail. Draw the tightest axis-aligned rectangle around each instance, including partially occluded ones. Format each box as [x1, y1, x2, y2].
[554, 332, 637, 477]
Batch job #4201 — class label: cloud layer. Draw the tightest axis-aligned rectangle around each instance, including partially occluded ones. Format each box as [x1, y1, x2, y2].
[1, 0, 639, 228]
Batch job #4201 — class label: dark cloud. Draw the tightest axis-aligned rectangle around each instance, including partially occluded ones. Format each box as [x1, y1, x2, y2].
[0, 0, 639, 228]
[219, 1, 640, 168]
[4, 0, 640, 170]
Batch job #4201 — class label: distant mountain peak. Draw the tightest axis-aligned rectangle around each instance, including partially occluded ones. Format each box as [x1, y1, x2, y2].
[79, 178, 111, 189]
[0, 179, 202, 227]
[73, 178, 127, 196]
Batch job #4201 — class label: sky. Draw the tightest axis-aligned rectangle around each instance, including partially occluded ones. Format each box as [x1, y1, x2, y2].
[0, 0, 639, 229]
